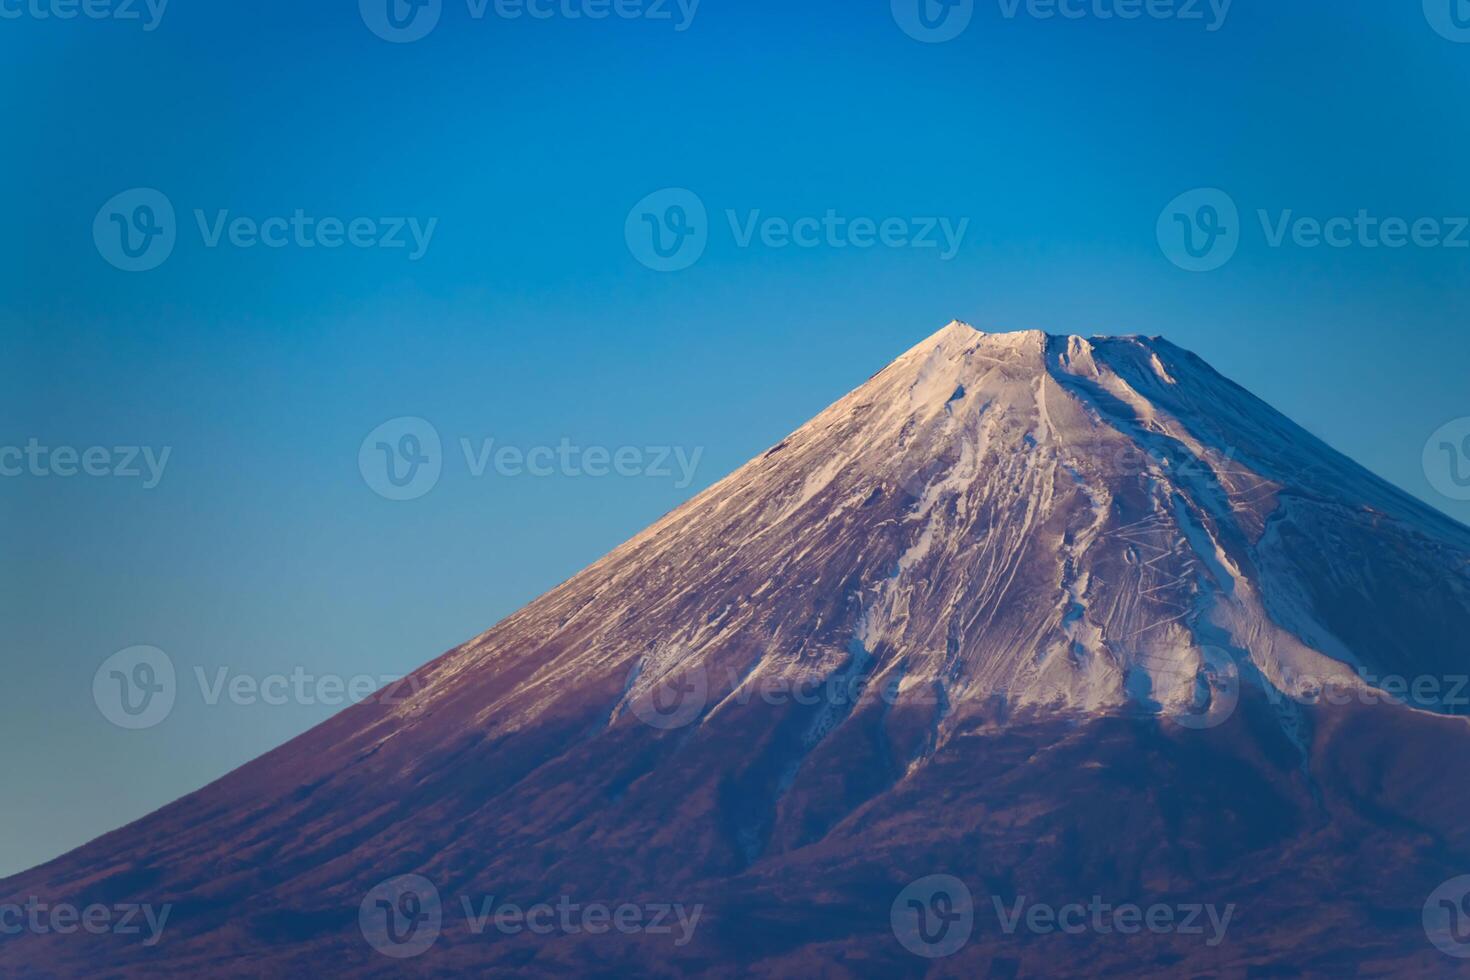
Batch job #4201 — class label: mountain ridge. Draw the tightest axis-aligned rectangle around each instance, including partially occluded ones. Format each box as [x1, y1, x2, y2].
[6, 320, 1470, 977]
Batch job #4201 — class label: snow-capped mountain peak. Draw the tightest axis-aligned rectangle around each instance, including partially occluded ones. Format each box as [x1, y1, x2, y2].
[7, 321, 1470, 978]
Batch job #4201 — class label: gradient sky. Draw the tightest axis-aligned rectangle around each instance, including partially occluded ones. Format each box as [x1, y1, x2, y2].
[3, 0, 1468, 877]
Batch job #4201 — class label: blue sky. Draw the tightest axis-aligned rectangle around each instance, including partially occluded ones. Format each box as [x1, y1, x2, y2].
[3, 0, 1468, 876]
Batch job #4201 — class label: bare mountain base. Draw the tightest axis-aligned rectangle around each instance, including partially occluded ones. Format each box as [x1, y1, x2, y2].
[5, 692, 1470, 977]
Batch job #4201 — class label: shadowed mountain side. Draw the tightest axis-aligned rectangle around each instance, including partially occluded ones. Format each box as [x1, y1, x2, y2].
[6, 322, 1469, 977]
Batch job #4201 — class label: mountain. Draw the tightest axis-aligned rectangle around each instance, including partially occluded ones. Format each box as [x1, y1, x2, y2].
[7, 321, 1470, 977]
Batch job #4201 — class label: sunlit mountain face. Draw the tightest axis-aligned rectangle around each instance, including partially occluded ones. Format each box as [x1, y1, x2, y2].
[7, 322, 1470, 977]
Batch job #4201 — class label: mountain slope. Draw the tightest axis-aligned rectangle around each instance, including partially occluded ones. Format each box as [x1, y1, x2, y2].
[6, 321, 1470, 977]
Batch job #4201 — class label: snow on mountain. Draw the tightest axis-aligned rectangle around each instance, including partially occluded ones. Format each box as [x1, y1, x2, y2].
[402, 320, 1469, 744]
[6, 321, 1470, 977]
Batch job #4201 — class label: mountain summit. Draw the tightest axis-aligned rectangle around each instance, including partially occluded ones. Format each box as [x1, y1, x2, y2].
[7, 322, 1470, 977]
